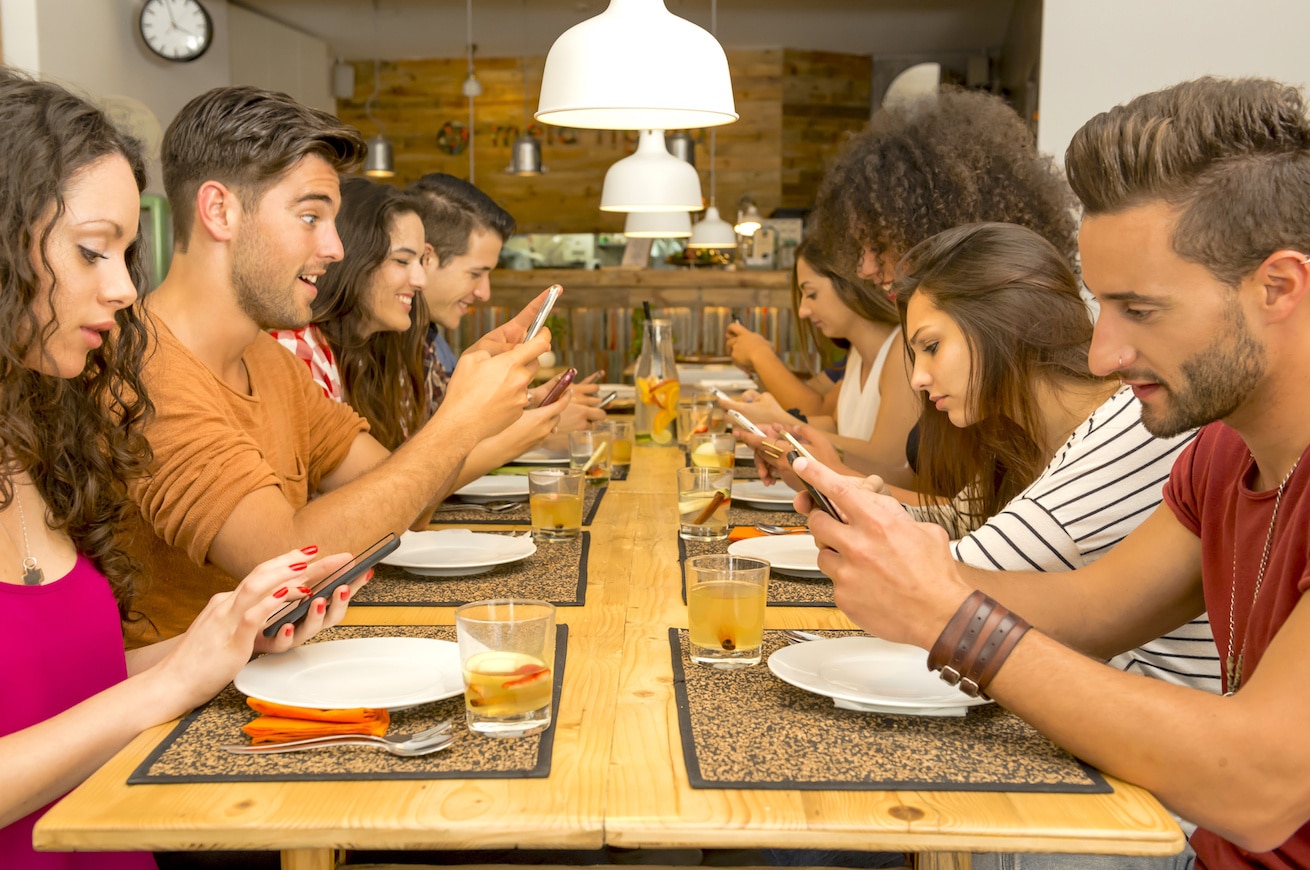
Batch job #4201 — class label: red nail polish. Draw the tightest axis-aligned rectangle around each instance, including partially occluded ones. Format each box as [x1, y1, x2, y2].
[272, 587, 289, 599]
[316, 599, 327, 614]
[297, 585, 313, 594]
[300, 545, 319, 555]
[339, 587, 351, 601]
[283, 625, 294, 637]
[289, 562, 308, 572]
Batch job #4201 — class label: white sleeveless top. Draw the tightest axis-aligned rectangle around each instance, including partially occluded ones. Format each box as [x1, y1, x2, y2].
[835, 327, 900, 440]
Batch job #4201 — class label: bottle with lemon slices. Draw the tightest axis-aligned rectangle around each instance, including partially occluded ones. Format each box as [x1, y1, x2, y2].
[634, 318, 680, 444]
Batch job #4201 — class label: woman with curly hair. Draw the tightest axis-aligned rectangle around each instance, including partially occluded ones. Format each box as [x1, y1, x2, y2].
[726, 87, 1079, 485]
[0, 71, 361, 869]
[272, 176, 567, 486]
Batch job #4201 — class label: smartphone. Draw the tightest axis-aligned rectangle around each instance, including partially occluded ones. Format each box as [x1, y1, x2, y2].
[780, 431, 842, 518]
[598, 390, 619, 409]
[541, 367, 577, 406]
[725, 409, 767, 438]
[709, 387, 734, 404]
[523, 284, 563, 343]
[262, 533, 400, 638]
[579, 369, 606, 386]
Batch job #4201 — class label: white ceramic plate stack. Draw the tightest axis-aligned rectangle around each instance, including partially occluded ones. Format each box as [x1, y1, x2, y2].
[235, 637, 464, 710]
[728, 534, 825, 579]
[730, 479, 800, 510]
[452, 475, 532, 502]
[509, 446, 570, 465]
[382, 529, 536, 578]
[768, 636, 991, 717]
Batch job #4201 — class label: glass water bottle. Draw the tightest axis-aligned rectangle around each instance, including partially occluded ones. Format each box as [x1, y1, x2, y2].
[634, 318, 680, 444]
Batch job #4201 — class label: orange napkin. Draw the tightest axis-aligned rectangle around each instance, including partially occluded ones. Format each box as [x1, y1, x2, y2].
[241, 698, 390, 745]
[727, 525, 807, 542]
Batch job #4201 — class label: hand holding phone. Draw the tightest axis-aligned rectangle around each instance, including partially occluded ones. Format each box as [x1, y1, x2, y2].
[725, 408, 767, 438]
[541, 367, 577, 406]
[709, 387, 735, 404]
[262, 534, 399, 637]
[598, 390, 619, 409]
[781, 432, 842, 518]
[523, 284, 563, 342]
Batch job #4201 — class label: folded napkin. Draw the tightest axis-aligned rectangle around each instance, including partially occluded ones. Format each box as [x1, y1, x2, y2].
[241, 698, 390, 744]
[727, 525, 807, 542]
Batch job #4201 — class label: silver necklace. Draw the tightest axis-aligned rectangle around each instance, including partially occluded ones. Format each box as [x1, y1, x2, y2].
[15, 492, 43, 586]
[1225, 455, 1300, 694]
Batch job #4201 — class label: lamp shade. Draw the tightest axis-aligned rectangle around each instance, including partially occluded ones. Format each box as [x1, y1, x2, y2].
[536, 0, 737, 131]
[734, 203, 762, 236]
[506, 134, 547, 175]
[363, 134, 395, 178]
[600, 130, 703, 213]
[686, 206, 738, 249]
[624, 210, 692, 238]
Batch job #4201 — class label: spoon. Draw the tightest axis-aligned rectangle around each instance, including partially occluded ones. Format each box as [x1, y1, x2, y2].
[754, 523, 808, 535]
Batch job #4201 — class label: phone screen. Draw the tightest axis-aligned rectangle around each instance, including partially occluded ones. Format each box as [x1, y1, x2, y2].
[261, 533, 399, 638]
[523, 285, 563, 342]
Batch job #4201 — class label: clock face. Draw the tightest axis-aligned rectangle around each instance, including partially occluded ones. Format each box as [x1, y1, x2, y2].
[139, 0, 213, 63]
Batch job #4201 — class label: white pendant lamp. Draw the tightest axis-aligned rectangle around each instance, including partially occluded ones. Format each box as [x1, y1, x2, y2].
[625, 211, 692, 238]
[734, 201, 763, 236]
[600, 130, 703, 213]
[536, 0, 737, 131]
[687, 206, 737, 249]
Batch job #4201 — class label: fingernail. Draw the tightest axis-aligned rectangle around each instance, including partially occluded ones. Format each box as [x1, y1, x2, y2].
[339, 587, 351, 601]
[283, 625, 294, 638]
[300, 545, 319, 555]
[272, 587, 289, 599]
[290, 562, 308, 572]
[365, 569, 374, 582]
[297, 585, 313, 594]
[316, 599, 327, 614]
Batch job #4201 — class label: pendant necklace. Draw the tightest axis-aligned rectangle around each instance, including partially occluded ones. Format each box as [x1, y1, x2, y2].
[1225, 455, 1300, 695]
[15, 491, 44, 586]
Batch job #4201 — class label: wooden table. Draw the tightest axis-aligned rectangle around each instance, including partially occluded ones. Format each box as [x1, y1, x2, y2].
[34, 446, 1184, 869]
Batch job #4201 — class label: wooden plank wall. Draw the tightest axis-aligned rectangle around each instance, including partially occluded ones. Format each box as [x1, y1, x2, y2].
[336, 48, 870, 234]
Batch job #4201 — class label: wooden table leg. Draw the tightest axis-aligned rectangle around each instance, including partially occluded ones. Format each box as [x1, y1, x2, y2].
[281, 847, 338, 870]
[915, 852, 971, 870]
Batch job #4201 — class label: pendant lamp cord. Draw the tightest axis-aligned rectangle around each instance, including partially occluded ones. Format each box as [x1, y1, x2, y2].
[707, 0, 718, 208]
[365, 0, 384, 136]
[467, 0, 477, 183]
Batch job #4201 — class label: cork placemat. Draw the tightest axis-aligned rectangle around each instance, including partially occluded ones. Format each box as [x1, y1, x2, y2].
[430, 484, 607, 526]
[129, 624, 568, 784]
[670, 629, 1109, 793]
[356, 532, 589, 607]
[678, 536, 833, 607]
[728, 500, 804, 528]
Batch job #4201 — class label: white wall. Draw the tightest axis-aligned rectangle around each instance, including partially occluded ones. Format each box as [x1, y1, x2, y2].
[228, 3, 331, 113]
[1038, 0, 1310, 163]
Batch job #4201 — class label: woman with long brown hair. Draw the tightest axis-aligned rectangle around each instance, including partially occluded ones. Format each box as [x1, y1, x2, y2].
[0, 71, 361, 869]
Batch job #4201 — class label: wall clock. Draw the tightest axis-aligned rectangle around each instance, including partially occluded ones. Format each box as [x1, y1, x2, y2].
[138, 0, 214, 63]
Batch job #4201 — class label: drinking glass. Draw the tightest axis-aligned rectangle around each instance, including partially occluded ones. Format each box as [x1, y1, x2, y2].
[597, 420, 635, 475]
[568, 428, 612, 485]
[528, 468, 584, 540]
[456, 598, 557, 737]
[686, 555, 770, 668]
[688, 432, 736, 470]
[676, 466, 732, 541]
[677, 396, 715, 445]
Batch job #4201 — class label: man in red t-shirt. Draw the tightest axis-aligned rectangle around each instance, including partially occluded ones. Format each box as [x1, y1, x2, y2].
[792, 77, 1310, 868]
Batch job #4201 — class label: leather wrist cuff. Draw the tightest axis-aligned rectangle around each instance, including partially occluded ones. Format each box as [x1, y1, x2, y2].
[927, 590, 1030, 699]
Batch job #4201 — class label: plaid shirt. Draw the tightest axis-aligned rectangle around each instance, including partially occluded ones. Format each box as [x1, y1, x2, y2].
[423, 324, 455, 415]
[270, 325, 344, 402]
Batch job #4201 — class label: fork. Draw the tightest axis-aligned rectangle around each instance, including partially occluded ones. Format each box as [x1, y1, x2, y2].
[222, 719, 455, 757]
[780, 629, 826, 644]
[434, 500, 521, 513]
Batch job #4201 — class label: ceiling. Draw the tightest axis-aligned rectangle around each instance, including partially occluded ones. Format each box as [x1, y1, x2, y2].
[233, 0, 1018, 63]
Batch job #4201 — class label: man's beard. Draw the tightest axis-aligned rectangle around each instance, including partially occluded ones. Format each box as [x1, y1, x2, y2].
[231, 231, 310, 331]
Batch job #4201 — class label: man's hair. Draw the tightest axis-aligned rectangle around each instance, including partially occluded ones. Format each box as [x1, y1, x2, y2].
[1066, 76, 1310, 286]
[810, 87, 1078, 278]
[161, 86, 365, 248]
[406, 173, 515, 265]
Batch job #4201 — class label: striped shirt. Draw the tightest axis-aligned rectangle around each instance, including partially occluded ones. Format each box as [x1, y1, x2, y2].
[917, 387, 1221, 693]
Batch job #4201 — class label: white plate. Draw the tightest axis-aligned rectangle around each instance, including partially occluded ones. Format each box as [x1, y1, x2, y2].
[453, 475, 531, 501]
[728, 534, 826, 579]
[510, 447, 570, 465]
[731, 479, 800, 510]
[383, 529, 536, 577]
[768, 636, 990, 717]
[235, 637, 464, 710]
[597, 383, 635, 400]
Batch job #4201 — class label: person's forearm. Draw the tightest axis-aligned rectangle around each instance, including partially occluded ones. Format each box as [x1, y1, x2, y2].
[454, 433, 527, 490]
[750, 353, 825, 415]
[824, 431, 917, 489]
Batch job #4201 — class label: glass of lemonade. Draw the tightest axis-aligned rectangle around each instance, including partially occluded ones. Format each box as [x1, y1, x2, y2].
[568, 428, 612, 485]
[677, 396, 715, 446]
[456, 599, 556, 737]
[528, 468, 585, 541]
[676, 466, 733, 541]
[688, 432, 736, 470]
[686, 555, 771, 668]
[597, 420, 634, 475]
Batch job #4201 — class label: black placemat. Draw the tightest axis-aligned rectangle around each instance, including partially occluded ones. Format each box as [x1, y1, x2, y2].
[670, 629, 1110, 793]
[358, 532, 589, 607]
[678, 535, 833, 607]
[129, 624, 568, 784]
[431, 483, 607, 526]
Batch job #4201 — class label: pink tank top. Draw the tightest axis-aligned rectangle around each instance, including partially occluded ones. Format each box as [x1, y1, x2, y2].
[0, 554, 156, 869]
